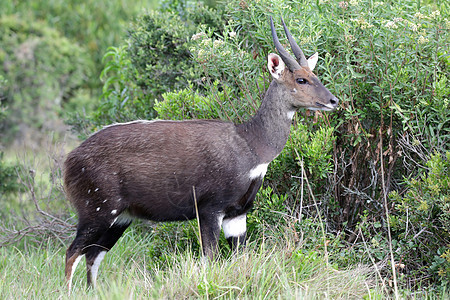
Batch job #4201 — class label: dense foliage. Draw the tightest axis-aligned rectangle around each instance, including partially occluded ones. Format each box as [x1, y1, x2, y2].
[69, 2, 225, 133]
[0, 76, 20, 197]
[0, 0, 159, 144]
[1, 0, 158, 89]
[0, 16, 90, 143]
[390, 152, 450, 285]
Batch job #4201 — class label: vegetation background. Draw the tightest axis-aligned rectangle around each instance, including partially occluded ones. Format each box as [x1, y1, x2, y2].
[0, 0, 448, 298]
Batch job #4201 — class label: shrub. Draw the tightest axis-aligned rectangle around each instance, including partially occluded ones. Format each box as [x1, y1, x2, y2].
[125, 3, 224, 101]
[389, 151, 450, 288]
[248, 186, 288, 236]
[1, 0, 163, 141]
[155, 81, 255, 121]
[0, 0, 160, 90]
[0, 15, 90, 143]
[72, 2, 226, 133]
[267, 122, 335, 195]
[0, 76, 20, 197]
[0, 153, 20, 201]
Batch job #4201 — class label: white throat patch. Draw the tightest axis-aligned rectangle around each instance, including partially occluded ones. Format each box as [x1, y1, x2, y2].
[249, 163, 269, 179]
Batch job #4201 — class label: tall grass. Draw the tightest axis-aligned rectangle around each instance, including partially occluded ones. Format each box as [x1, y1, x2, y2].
[0, 225, 383, 299]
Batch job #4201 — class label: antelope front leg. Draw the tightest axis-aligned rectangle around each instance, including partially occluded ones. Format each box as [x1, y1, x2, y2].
[198, 213, 223, 260]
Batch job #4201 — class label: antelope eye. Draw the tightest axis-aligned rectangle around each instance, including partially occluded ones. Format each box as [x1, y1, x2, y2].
[296, 78, 307, 85]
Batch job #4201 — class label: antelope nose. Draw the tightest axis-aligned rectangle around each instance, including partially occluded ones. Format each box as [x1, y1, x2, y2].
[330, 96, 339, 107]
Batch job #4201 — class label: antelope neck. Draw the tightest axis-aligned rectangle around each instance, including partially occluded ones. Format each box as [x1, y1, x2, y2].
[237, 81, 293, 163]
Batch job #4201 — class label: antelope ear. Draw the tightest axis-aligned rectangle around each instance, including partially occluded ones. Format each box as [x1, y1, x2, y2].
[268, 53, 285, 80]
[307, 52, 319, 71]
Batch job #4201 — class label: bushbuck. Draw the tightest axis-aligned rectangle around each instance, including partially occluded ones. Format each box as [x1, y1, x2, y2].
[64, 16, 338, 289]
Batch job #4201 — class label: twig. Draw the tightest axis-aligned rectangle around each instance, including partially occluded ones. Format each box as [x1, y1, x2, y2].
[294, 149, 329, 269]
[379, 127, 399, 299]
[192, 186, 203, 256]
[359, 226, 390, 296]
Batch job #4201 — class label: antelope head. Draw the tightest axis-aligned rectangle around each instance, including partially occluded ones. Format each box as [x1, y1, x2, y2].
[268, 16, 338, 111]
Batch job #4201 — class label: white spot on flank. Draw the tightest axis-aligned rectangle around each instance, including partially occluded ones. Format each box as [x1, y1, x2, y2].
[102, 199, 108, 203]
[222, 214, 247, 238]
[111, 209, 117, 215]
[81, 167, 85, 172]
[249, 163, 269, 179]
[90, 251, 107, 288]
[96, 207, 100, 212]
[85, 200, 89, 206]
[287, 111, 295, 119]
[94, 188, 99, 192]
[88, 189, 91, 194]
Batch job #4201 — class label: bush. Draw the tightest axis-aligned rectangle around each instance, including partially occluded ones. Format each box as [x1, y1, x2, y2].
[126, 3, 224, 98]
[71, 2, 226, 133]
[155, 81, 255, 121]
[267, 122, 335, 195]
[0, 0, 159, 90]
[1, 0, 162, 142]
[0, 153, 21, 199]
[0, 16, 90, 143]
[248, 186, 288, 235]
[389, 151, 450, 288]
[0, 76, 20, 198]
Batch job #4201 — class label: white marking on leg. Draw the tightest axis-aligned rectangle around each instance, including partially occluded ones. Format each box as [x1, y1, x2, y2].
[90, 251, 107, 288]
[96, 207, 100, 212]
[249, 163, 269, 179]
[222, 214, 247, 238]
[111, 209, 117, 215]
[111, 217, 118, 227]
[68, 255, 83, 291]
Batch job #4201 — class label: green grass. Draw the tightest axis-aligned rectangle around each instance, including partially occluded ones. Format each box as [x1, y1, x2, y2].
[0, 227, 384, 299]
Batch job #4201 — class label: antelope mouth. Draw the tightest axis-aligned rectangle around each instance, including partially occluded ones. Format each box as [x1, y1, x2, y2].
[315, 102, 336, 111]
